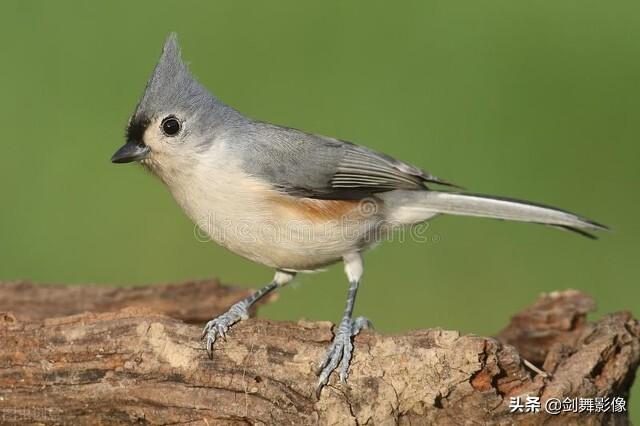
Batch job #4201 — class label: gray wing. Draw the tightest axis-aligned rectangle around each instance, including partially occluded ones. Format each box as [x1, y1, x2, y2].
[235, 122, 456, 200]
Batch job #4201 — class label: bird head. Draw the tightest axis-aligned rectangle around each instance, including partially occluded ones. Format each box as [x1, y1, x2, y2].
[111, 34, 238, 173]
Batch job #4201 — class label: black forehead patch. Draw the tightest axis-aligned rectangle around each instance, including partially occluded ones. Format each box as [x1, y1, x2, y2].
[126, 116, 151, 143]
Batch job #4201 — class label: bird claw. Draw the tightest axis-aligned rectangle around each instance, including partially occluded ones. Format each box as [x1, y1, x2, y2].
[201, 300, 250, 357]
[315, 316, 371, 398]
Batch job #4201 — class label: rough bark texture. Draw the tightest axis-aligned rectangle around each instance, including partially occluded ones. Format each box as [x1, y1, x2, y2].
[0, 282, 637, 425]
[0, 280, 273, 323]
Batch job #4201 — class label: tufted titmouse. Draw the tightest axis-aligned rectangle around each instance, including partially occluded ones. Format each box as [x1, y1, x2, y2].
[112, 34, 606, 396]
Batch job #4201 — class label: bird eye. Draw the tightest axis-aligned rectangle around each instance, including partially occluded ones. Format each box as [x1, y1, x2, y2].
[161, 116, 181, 136]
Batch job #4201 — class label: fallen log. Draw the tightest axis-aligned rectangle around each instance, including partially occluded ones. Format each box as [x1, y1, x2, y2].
[0, 279, 272, 323]
[0, 282, 637, 425]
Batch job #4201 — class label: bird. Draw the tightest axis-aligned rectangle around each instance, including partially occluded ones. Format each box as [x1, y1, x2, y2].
[111, 34, 606, 397]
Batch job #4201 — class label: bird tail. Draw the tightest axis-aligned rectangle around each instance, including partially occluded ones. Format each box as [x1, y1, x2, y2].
[383, 190, 607, 238]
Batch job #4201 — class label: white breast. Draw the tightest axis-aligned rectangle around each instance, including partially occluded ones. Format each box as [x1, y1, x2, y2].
[156, 142, 381, 271]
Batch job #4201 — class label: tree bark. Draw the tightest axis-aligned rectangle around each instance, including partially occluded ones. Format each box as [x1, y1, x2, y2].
[0, 280, 273, 324]
[0, 281, 637, 425]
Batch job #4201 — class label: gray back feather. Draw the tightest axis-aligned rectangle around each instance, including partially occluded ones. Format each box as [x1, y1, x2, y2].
[230, 121, 451, 199]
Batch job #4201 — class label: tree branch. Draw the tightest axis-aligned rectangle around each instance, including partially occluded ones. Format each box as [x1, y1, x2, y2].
[0, 282, 637, 425]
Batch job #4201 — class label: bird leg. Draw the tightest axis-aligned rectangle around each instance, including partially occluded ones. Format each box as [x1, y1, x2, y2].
[315, 277, 371, 397]
[201, 270, 294, 357]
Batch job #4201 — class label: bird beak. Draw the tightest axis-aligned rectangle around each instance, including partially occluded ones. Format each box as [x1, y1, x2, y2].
[111, 142, 150, 163]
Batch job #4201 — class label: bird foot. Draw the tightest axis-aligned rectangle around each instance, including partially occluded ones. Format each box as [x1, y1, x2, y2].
[315, 316, 371, 397]
[201, 300, 250, 357]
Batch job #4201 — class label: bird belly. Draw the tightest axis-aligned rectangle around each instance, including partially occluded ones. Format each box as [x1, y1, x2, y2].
[166, 162, 383, 271]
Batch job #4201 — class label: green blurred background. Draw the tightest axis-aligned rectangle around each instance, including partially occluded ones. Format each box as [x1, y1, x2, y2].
[1, 0, 638, 416]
